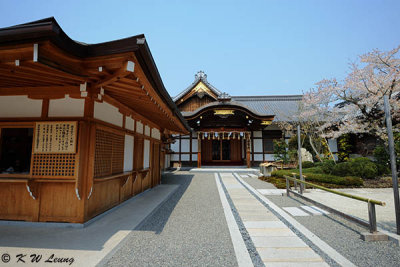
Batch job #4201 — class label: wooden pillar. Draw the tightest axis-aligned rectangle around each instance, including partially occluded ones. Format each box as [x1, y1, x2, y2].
[251, 131, 254, 165]
[189, 132, 192, 166]
[246, 133, 251, 168]
[197, 133, 201, 168]
[262, 131, 265, 162]
[178, 134, 181, 166]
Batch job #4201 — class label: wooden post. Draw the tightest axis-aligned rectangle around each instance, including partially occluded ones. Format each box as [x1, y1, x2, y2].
[251, 131, 254, 165]
[246, 133, 251, 168]
[197, 133, 201, 168]
[189, 132, 192, 166]
[178, 134, 181, 167]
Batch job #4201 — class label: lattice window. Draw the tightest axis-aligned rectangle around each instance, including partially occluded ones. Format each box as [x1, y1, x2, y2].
[94, 129, 124, 178]
[32, 154, 76, 177]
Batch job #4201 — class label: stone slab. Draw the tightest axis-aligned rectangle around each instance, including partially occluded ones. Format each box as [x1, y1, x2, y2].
[244, 221, 287, 229]
[300, 205, 329, 215]
[283, 207, 310, 216]
[252, 236, 308, 248]
[247, 228, 296, 237]
[257, 247, 323, 261]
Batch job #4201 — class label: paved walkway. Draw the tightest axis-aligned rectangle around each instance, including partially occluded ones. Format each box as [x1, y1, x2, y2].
[1, 170, 399, 266]
[219, 172, 327, 266]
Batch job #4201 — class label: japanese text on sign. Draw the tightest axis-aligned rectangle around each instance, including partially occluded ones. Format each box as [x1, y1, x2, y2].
[34, 122, 77, 153]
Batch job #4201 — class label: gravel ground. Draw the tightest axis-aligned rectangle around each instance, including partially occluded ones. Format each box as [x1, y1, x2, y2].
[105, 171, 238, 267]
[245, 176, 400, 267]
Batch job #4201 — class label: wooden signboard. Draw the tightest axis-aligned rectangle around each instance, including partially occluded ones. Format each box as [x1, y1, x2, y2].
[34, 121, 77, 153]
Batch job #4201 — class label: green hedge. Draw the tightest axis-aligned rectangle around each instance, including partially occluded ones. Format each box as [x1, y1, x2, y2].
[271, 169, 363, 186]
[302, 161, 315, 168]
[321, 158, 378, 179]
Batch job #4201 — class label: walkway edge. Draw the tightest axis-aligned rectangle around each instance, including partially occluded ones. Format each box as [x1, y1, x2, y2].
[234, 173, 356, 267]
[215, 173, 253, 267]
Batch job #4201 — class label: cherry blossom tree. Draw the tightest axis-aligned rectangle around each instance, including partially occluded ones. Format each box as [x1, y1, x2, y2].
[301, 45, 400, 142]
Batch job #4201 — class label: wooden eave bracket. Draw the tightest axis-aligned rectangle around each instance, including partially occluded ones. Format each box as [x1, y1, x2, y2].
[92, 61, 135, 90]
[26, 180, 39, 200]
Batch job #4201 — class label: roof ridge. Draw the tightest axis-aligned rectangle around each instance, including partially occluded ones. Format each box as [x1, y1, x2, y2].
[173, 71, 222, 101]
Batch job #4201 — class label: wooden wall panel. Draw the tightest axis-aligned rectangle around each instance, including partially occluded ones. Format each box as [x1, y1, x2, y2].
[201, 139, 212, 162]
[0, 183, 39, 221]
[119, 175, 133, 202]
[231, 139, 242, 162]
[132, 174, 142, 195]
[134, 138, 144, 170]
[178, 95, 215, 112]
[87, 179, 120, 219]
[39, 183, 81, 223]
[142, 172, 150, 191]
[152, 143, 161, 187]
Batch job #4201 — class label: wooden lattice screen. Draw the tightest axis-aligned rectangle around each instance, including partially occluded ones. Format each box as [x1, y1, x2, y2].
[32, 153, 76, 177]
[94, 129, 124, 178]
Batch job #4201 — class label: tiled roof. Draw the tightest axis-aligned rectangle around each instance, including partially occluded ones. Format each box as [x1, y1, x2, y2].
[231, 95, 302, 121]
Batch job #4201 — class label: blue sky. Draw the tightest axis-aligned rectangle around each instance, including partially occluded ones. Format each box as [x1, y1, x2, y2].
[1, 0, 399, 97]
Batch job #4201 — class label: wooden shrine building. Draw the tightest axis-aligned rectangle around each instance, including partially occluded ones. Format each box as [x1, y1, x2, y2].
[168, 71, 303, 168]
[0, 18, 189, 223]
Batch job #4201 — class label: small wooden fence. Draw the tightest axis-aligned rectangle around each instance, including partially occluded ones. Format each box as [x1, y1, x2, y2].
[284, 175, 386, 234]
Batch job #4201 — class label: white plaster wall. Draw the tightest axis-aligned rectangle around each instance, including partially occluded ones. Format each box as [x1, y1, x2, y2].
[328, 139, 338, 153]
[253, 139, 263, 153]
[253, 131, 262, 138]
[94, 101, 123, 127]
[151, 128, 161, 140]
[143, 139, 150, 169]
[264, 154, 275, 161]
[145, 125, 151, 136]
[0, 96, 42, 118]
[49, 95, 84, 117]
[126, 117, 135, 131]
[254, 154, 263, 161]
[171, 141, 179, 152]
[171, 154, 179, 161]
[136, 121, 143, 134]
[192, 139, 198, 153]
[181, 139, 190, 153]
[123, 135, 134, 172]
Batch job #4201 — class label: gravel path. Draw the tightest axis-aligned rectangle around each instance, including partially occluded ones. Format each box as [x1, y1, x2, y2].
[246, 176, 400, 267]
[105, 171, 237, 267]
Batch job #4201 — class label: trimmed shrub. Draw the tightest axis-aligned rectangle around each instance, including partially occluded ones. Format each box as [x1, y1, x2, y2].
[349, 157, 378, 179]
[271, 169, 363, 186]
[375, 163, 390, 176]
[332, 162, 352, 176]
[302, 167, 324, 174]
[321, 160, 335, 174]
[302, 161, 314, 168]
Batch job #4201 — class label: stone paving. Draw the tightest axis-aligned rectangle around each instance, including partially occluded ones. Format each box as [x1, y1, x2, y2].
[302, 188, 398, 233]
[219, 173, 328, 266]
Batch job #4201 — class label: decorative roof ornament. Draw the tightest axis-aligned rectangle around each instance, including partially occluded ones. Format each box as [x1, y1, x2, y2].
[218, 92, 231, 102]
[195, 70, 207, 80]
